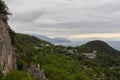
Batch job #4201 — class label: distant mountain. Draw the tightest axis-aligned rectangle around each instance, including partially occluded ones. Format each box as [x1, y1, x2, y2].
[54, 40, 120, 51]
[52, 37, 70, 43]
[107, 41, 120, 51]
[33, 34, 52, 42]
[54, 41, 87, 47]
[32, 34, 120, 51]
[33, 34, 70, 44]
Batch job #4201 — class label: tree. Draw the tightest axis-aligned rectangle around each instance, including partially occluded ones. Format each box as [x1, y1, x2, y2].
[0, 0, 10, 15]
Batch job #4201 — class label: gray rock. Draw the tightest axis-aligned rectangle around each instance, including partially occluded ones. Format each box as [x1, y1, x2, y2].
[0, 14, 16, 74]
[26, 63, 47, 80]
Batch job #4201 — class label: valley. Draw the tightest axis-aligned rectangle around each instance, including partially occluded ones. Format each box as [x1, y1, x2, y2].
[13, 33, 120, 80]
[0, 0, 120, 80]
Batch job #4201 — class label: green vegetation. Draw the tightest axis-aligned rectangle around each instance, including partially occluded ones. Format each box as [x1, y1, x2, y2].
[77, 40, 120, 55]
[0, 70, 3, 80]
[15, 33, 52, 70]
[76, 40, 120, 66]
[2, 70, 35, 80]
[14, 33, 120, 80]
[36, 51, 93, 80]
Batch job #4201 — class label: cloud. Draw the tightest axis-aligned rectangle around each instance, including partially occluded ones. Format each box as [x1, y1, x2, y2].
[10, 10, 46, 22]
[69, 32, 120, 41]
[70, 33, 120, 39]
[4, 0, 120, 40]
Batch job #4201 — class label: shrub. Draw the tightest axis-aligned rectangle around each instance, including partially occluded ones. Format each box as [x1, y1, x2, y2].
[0, 70, 3, 80]
[17, 59, 27, 70]
[2, 70, 36, 80]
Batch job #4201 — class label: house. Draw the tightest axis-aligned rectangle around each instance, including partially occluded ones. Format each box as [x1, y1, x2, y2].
[34, 47, 40, 49]
[83, 51, 97, 59]
[67, 50, 74, 54]
[45, 44, 50, 47]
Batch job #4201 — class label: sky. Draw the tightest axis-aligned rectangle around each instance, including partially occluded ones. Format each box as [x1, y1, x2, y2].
[5, 0, 120, 41]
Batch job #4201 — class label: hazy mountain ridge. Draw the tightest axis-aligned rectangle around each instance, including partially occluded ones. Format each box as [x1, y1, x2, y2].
[33, 34, 120, 51]
[33, 34, 71, 44]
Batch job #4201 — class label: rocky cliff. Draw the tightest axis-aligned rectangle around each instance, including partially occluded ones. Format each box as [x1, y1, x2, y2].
[0, 14, 47, 79]
[0, 14, 16, 74]
[26, 63, 47, 80]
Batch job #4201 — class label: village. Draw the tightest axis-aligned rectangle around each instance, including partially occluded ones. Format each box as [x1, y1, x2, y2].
[34, 43, 97, 59]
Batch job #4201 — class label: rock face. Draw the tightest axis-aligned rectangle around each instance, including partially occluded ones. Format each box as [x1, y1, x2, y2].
[0, 14, 15, 74]
[26, 63, 47, 80]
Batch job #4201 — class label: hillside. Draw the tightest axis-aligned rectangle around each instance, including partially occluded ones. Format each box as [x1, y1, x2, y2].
[15, 33, 52, 50]
[14, 34, 120, 80]
[76, 40, 120, 66]
[1, 28, 120, 80]
[78, 40, 120, 55]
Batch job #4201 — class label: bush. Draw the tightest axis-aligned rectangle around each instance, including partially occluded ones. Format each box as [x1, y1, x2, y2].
[0, 70, 3, 80]
[17, 59, 27, 70]
[2, 70, 36, 80]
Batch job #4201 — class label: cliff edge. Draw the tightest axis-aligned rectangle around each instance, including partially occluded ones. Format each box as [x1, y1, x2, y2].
[0, 14, 16, 74]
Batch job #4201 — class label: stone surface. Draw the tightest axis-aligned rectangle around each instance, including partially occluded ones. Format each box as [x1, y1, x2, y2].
[0, 14, 15, 74]
[26, 63, 47, 80]
[0, 14, 46, 79]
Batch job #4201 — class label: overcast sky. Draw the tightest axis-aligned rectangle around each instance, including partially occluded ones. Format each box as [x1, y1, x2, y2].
[5, 0, 120, 41]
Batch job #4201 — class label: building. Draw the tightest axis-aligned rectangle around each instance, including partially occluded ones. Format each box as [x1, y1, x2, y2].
[83, 51, 97, 59]
[34, 47, 40, 49]
[67, 50, 74, 54]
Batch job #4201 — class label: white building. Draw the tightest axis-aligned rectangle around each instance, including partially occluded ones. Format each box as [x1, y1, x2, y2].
[34, 47, 40, 49]
[67, 50, 74, 54]
[83, 51, 97, 59]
